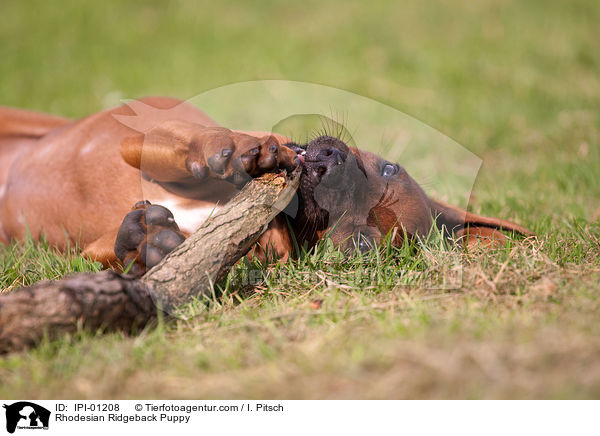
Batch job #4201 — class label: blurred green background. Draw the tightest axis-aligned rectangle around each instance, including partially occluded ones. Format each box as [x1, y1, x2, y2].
[1, 0, 597, 142]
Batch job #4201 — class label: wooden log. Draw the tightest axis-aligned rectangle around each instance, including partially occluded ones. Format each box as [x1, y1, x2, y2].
[141, 170, 300, 312]
[0, 271, 154, 354]
[0, 170, 300, 353]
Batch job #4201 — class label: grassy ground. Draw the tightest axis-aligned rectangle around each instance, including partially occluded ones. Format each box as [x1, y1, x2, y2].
[1, 0, 599, 398]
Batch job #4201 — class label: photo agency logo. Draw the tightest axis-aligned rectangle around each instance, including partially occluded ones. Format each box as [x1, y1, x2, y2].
[112, 81, 480, 315]
[3, 402, 50, 433]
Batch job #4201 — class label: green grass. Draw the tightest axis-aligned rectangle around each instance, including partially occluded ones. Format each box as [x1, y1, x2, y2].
[1, 0, 599, 398]
[0, 236, 102, 293]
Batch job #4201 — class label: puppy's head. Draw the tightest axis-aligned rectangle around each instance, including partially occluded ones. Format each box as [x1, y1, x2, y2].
[290, 135, 431, 251]
[289, 135, 533, 252]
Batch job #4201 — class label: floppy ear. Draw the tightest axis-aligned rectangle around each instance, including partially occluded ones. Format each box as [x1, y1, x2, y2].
[120, 119, 199, 182]
[430, 199, 534, 247]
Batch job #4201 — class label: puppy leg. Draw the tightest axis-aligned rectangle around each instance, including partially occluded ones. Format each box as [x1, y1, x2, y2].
[82, 228, 123, 268]
[247, 215, 293, 263]
[120, 120, 300, 186]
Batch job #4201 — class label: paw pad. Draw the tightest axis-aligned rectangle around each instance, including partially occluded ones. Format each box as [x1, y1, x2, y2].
[114, 202, 185, 276]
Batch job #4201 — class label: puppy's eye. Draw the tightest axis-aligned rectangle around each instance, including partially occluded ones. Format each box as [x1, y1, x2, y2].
[382, 163, 398, 177]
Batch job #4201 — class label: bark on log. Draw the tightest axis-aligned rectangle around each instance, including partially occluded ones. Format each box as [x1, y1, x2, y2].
[0, 171, 300, 353]
[141, 170, 300, 312]
[0, 271, 154, 354]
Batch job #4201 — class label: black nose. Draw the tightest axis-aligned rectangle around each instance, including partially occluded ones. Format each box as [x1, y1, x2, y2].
[308, 147, 347, 180]
[316, 147, 346, 165]
[303, 136, 350, 182]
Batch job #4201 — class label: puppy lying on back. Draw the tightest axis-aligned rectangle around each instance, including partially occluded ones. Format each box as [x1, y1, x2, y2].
[0, 97, 532, 275]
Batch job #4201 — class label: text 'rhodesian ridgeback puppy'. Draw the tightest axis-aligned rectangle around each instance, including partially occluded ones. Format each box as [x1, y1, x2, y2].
[0, 97, 533, 276]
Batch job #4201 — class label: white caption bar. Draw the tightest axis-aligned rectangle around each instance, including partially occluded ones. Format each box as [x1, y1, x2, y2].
[1, 400, 597, 435]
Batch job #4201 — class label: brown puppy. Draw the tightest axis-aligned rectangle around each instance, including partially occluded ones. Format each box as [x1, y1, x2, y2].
[0, 97, 532, 275]
[0, 97, 296, 266]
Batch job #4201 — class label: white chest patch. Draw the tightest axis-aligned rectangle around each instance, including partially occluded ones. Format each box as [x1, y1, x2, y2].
[153, 199, 220, 234]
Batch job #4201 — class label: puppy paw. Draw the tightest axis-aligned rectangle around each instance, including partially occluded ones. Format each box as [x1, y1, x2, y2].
[114, 201, 186, 276]
[186, 128, 300, 186]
